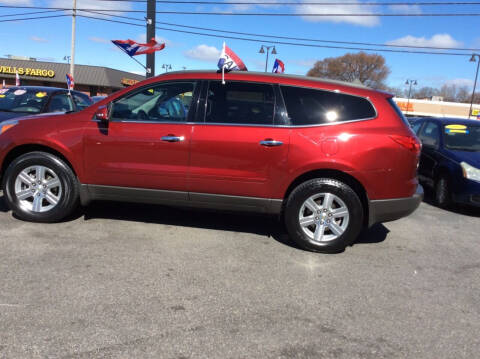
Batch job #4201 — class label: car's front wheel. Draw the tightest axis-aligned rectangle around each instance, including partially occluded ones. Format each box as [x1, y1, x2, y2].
[284, 178, 364, 253]
[2, 151, 79, 222]
[435, 175, 451, 208]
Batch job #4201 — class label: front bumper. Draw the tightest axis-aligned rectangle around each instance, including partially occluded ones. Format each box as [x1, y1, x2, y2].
[368, 185, 424, 227]
[451, 178, 480, 207]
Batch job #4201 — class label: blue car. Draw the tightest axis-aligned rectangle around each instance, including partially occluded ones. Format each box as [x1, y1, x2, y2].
[0, 86, 92, 123]
[410, 117, 480, 208]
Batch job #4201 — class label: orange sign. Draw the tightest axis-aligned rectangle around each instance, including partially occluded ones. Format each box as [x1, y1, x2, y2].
[121, 78, 140, 86]
[396, 101, 414, 112]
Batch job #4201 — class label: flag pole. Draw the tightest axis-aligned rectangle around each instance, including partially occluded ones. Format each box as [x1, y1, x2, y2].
[130, 56, 149, 72]
[117, 46, 149, 72]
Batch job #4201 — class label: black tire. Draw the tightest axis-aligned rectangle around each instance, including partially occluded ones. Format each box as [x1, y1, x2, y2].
[2, 151, 79, 222]
[284, 178, 364, 253]
[435, 175, 451, 208]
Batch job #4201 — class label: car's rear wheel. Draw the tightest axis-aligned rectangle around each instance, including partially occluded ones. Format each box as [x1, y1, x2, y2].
[435, 175, 451, 208]
[284, 178, 364, 253]
[2, 151, 79, 222]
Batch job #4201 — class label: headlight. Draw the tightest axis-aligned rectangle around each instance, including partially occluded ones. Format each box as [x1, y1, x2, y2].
[0, 120, 18, 135]
[461, 162, 480, 183]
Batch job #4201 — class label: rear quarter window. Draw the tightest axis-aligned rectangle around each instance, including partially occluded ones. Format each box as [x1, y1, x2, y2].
[280, 85, 376, 126]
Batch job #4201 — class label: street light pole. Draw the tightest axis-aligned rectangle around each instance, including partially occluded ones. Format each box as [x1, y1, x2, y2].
[162, 64, 172, 73]
[259, 45, 277, 72]
[69, 0, 76, 79]
[405, 79, 417, 116]
[469, 54, 480, 119]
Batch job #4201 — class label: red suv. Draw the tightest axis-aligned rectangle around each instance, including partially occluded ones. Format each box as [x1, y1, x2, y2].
[0, 71, 422, 253]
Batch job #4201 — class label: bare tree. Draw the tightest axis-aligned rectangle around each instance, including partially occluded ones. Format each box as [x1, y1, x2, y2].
[413, 87, 440, 100]
[307, 52, 390, 89]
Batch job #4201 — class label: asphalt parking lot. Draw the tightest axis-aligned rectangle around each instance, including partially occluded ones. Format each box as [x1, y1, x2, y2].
[0, 192, 479, 359]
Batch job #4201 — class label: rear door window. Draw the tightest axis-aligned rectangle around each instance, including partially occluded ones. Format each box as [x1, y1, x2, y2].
[47, 93, 74, 113]
[411, 121, 423, 134]
[72, 92, 93, 111]
[205, 81, 275, 125]
[280, 85, 376, 126]
[418, 121, 440, 147]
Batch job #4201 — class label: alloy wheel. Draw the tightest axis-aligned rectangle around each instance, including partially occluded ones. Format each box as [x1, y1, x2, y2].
[298, 192, 350, 243]
[14, 165, 62, 213]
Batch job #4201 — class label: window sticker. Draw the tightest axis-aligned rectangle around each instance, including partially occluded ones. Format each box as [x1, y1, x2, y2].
[445, 124, 469, 134]
[13, 89, 26, 96]
[36, 92, 47, 98]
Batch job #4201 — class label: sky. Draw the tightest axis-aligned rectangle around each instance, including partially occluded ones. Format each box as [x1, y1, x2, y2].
[0, 0, 479, 90]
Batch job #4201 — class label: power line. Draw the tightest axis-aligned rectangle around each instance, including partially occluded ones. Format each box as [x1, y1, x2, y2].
[0, 10, 64, 18]
[92, 0, 480, 4]
[2, 5, 480, 16]
[76, 14, 473, 55]
[84, 10, 480, 51]
[0, 14, 70, 23]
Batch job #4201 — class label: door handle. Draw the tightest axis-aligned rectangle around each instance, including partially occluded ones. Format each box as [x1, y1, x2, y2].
[161, 135, 184, 142]
[260, 139, 283, 147]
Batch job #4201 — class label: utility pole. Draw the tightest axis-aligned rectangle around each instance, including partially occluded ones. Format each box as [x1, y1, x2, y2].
[70, 0, 76, 78]
[469, 54, 480, 119]
[146, 0, 156, 78]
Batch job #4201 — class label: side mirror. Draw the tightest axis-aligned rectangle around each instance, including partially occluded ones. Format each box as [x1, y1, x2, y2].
[95, 105, 110, 121]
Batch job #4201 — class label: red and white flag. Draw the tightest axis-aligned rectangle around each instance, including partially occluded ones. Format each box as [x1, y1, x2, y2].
[272, 59, 285, 73]
[15, 70, 20, 86]
[66, 73, 74, 90]
[111, 38, 166, 57]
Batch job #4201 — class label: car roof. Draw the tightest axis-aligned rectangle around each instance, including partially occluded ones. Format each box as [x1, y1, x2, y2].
[155, 70, 374, 91]
[7, 86, 85, 95]
[418, 117, 480, 126]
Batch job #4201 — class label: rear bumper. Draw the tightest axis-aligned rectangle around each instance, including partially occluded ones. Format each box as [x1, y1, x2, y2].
[368, 185, 424, 227]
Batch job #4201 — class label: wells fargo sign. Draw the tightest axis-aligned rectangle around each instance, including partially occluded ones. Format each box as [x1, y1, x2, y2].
[0, 66, 55, 78]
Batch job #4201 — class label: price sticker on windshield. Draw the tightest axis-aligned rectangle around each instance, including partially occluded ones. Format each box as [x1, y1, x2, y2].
[13, 89, 26, 96]
[445, 124, 469, 134]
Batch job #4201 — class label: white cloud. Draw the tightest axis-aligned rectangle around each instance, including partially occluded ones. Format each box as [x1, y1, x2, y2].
[30, 36, 48, 43]
[444, 78, 474, 88]
[295, 0, 380, 27]
[225, 0, 280, 11]
[184, 44, 221, 62]
[49, 0, 132, 17]
[386, 34, 463, 48]
[290, 59, 316, 68]
[388, 4, 422, 14]
[0, 0, 32, 4]
[88, 36, 109, 44]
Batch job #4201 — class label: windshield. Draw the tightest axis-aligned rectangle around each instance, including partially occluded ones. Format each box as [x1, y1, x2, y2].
[443, 124, 480, 152]
[0, 88, 50, 113]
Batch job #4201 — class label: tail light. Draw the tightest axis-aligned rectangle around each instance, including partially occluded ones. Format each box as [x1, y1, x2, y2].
[389, 135, 421, 154]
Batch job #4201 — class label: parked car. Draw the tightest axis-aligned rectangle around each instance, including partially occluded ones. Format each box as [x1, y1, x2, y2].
[0, 71, 423, 253]
[91, 95, 106, 103]
[410, 117, 480, 208]
[0, 86, 93, 122]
